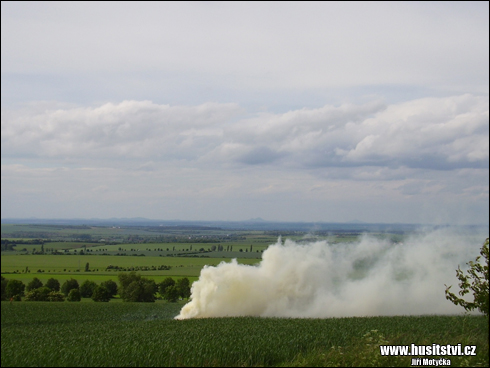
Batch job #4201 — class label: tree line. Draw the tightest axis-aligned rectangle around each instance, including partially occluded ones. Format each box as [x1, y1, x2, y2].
[1, 272, 191, 303]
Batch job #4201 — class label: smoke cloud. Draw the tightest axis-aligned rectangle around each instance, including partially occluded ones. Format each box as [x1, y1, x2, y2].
[176, 228, 488, 319]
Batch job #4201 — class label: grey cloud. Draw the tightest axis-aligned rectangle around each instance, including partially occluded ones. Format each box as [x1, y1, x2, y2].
[1, 101, 241, 161]
[1, 95, 488, 172]
[236, 146, 287, 165]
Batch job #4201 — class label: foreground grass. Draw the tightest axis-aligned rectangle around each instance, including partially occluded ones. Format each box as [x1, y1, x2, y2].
[1, 302, 488, 367]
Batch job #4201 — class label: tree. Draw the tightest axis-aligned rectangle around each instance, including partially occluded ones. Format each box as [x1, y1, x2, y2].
[163, 285, 180, 302]
[79, 280, 97, 298]
[118, 272, 157, 302]
[176, 277, 191, 299]
[92, 285, 111, 302]
[159, 277, 175, 296]
[85, 262, 90, 272]
[45, 278, 60, 292]
[26, 277, 43, 292]
[124, 279, 157, 302]
[67, 288, 81, 302]
[61, 278, 79, 296]
[100, 280, 118, 298]
[6, 279, 25, 299]
[445, 238, 489, 316]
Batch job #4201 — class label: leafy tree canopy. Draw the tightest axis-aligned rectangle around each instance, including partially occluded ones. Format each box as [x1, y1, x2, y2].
[26, 277, 43, 292]
[80, 280, 98, 298]
[92, 285, 111, 302]
[45, 278, 60, 292]
[6, 279, 25, 299]
[118, 272, 156, 302]
[61, 278, 79, 296]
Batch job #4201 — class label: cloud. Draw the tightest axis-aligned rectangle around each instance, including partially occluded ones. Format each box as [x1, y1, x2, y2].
[1, 100, 241, 161]
[2, 95, 488, 173]
[339, 95, 489, 169]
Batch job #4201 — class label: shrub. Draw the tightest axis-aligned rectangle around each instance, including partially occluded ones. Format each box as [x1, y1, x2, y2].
[67, 288, 81, 302]
[118, 272, 156, 302]
[80, 280, 97, 298]
[163, 285, 180, 302]
[61, 278, 79, 296]
[445, 238, 489, 316]
[176, 277, 191, 299]
[159, 277, 175, 296]
[6, 279, 25, 299]
[100, 280, 118, 298]
[92, 285, 111, 302]
[48, 291, 65, 302]
[24, 287, 51, 301]
[26, 277, 43, 292]
[45, 278, 60, 291]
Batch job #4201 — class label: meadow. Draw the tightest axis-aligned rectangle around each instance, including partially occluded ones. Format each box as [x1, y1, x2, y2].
[1, 224, 363, 285]
[3, 223, 488, 367]
[1, 301, 488, 367]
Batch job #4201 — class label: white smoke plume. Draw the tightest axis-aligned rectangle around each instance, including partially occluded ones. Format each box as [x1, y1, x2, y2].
[176, 228, 488, 319]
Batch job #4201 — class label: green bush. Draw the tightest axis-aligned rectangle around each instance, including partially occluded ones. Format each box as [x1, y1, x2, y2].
[61, 278, 79, 296]
[100, 280, 117, 298]
[67, 288, 81, 302]
[176, 277, 191, 299]
[80, 280, 97, 298]
[163, 285, 180, 302]
[24, 287, 52, 301]
[6, 279, 25, 299]
[158, 277, 175, 296]
[26, 277, 43, 292]
[47, 291, 65, 302]
[118, 272, 156, 302]
[45, 278, 60, 292]
[445, 238, 489, 316]
[92, 285, 111, 302]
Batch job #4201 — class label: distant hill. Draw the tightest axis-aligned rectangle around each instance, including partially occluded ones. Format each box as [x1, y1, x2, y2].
[2, 218, 487, 234]
[245, 217, 266, 222]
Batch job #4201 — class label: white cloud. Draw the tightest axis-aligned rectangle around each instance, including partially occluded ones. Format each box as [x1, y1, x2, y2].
[2, 95, 488, 173]
[1, 100, 241, 161]
[339, 95, 489, 169]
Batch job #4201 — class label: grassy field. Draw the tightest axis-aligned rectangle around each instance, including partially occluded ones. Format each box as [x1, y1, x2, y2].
[1, 254, 261, 282]
[2, 224, 488, 366]
[1, 223, 385, 299]
[1, 301, 488, 367]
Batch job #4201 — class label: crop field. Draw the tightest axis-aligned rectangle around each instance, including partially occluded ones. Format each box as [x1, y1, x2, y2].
[1, 224, 365, 286]
[1, 302, 488, 367]
[1, 254, 261, 278]
[2, 223, 489, 366]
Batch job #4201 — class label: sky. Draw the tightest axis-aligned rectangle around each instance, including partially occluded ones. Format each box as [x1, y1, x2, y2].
[1, 1, 489, 224]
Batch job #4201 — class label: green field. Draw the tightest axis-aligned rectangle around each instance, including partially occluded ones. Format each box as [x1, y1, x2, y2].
[0, 225, 332, 286]
[1, 254, 261, 285]
[1, 302, 488, 367]
[1, 224, 488, 366]
[1, 224, 392, 285]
